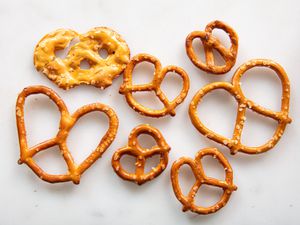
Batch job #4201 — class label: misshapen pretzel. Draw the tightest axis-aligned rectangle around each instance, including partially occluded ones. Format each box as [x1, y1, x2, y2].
[16, 85, 119, 184]
[34, 27, 130, 90]
[119, 53, 190, 117]
[189, 59, 292, 155]
[171, 148, 237, 215]
[186, 20, 238, 74]
[112, 124, 170, 185]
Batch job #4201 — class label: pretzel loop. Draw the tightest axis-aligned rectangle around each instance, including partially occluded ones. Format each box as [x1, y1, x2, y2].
[119, 53, 190, 117]
[189, 59, 291, 154]
[171, 148, 237, 214]
[16, 85, 119, 184]
[112, 124, 170, 185]
[186, 20, 238, 74]
[34, 27, 130, 90]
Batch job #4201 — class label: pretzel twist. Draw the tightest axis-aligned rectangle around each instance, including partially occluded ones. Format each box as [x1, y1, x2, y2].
[119, 53, 190, 117]
[189, 59, 292, 154]
[112, 124, 170, 185]
[34, 27, 130, 90]
[16, 85, 119, 184]
[186, 20, 238, 74]
[171, 148, 237, 215]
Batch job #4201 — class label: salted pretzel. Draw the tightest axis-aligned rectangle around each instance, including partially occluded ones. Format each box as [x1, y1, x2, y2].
[111, 124, 170, 185]
[171, 148, 237, 215]
[16, 85, 119, 184]
[189, 59, 292, 155]
[186, 20, 238, 74]
[119, 53, 190, 117]
[34, 27, 130, 90]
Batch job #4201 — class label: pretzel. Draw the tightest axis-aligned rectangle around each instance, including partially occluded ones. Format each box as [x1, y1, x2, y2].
[111, 124, 170, 185]
[189, 59, 292, 155]
[186, 20, 238, 74]
[16, 85, 119, 184]
[34, 27, 130, 90]
[119, 53, 190, 117]
[171, 147, 237, 215]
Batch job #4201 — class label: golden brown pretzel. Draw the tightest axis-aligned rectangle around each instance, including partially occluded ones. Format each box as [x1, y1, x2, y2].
[186, 20, 238, 74]
[171, 148, 237, 215]
[119, 53, 190, 117]
[189, 59, 292, 154]
[16, 85, 119, 184]
[34, 27, 130, 90]
[111, 124, 170, 185]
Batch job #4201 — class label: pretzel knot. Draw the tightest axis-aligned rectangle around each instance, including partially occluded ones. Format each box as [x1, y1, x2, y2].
[186, 20, 238, 74]
[171, 148, 237, 215]
[34, 27, 130, 90]
[189, 59, 292, 155]
[111, 124, 170, 185]
[16, 85, 119, 184]
[119, 53, 190, 117]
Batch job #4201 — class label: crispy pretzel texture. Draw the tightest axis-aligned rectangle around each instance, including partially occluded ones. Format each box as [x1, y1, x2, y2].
[171, 148, 237, 215]
[119, 53, 190, 117]
[34, 27, 130, 90]
[112, 124, 170, 185]
[16, 85, 119, 184]
[186, 20, 238, 74]
[189, 59, 292, 154]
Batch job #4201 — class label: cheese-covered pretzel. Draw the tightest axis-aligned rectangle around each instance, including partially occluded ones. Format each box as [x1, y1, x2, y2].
[171, 148, 237, 215]
[119, 53, 190, 117]
[186, 20, 238, 74]
[189, 59, 292, 154]
[111, 124, 170, 185]
[34, 27, 130, 90]
[16, 85, 119, 184]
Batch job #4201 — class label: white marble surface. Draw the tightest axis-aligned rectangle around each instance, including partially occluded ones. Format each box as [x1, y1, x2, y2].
[0, 0, 299, 224]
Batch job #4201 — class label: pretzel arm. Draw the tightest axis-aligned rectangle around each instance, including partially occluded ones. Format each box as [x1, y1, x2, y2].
[156, 90, 171, 107]
[248, 100, 291, 123]
[120, 84, 154, 93]
[204, 177, 236, 191]
[135, 156, 146, 180]
[183, 179, 202, 211]
[211, 39, 233, 60]
[26, 138, 58, 158]
[26, 159, 70, 183]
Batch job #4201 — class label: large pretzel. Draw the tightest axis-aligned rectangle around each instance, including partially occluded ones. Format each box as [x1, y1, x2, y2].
[16, 85, 119, 184]
[111, 124, 170, 185]
[34, 27, 130, 90]
[119, 53, 190, 117]
[171, 148, 237, 215]
[189, 59, 292, 154]
[186, 20, 238, 74]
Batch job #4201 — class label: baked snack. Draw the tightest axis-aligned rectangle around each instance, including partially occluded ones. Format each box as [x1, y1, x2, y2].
[112, 124, 170, 185]
[16, 85, 119, 184]
[186, 20, 238, 74]
[189, 59, 291, 154]
[171, 147, 237, 214]
[34, 27, 130, 90]
[119, 53, 190, 117]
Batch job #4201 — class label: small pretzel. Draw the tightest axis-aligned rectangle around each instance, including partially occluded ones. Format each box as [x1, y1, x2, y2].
[186, 20, 238, 74]
[119, 53, 190, 117]
[171, 148, 237, 215]
[16, 85, 119, 184]
[34, 27, 130, 90]
[189, 59, 292, 154]
[111, 124, 170, 185]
